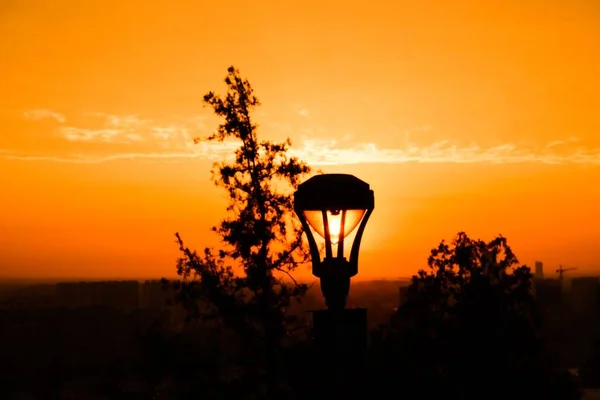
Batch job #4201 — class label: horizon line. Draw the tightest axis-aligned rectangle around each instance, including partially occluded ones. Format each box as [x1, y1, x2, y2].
[0, 276, 414, 283]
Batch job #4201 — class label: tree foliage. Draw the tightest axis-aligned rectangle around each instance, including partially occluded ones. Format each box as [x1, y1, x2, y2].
[404, 232, 536, 334]
[372, 232, 581, 399]
[165, 67, 312, 388]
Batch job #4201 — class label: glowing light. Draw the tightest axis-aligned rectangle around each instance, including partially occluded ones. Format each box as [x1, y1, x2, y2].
[303, 209, 366, 245]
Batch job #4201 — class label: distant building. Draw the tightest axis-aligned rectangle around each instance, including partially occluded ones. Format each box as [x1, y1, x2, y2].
[0, 284, 57, 309]
[56, 282, 89, 308]
[140, 280, 173, 309]
[139, 280, 188, 327]
[535, 261, 544, 280]
[398, 285, 409, 308]
[56, 281, 139, 310]
[389, 285, 410, 327]
[570, 277, 600, 320]
[534, 278, 562, 311]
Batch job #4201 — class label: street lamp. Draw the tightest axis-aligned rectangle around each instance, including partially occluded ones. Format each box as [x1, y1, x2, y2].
[294, 173, 375, 310]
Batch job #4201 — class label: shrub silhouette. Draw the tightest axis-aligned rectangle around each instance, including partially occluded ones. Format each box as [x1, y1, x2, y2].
[370, 232, 582, 400]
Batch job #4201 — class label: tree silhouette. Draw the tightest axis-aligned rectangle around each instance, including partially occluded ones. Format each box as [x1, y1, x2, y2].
[165, 66, 313, 396]
[374, 232, 581, 399]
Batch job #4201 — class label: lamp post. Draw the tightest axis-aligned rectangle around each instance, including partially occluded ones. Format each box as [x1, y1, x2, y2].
[294, 173, 374, 311]
[294, 173, 374, 394]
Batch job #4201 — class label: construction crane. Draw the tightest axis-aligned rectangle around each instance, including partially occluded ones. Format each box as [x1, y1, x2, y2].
[556, 265, 577, 281]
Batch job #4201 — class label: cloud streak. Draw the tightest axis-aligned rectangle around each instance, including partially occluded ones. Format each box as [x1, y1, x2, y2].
[58, 113, 152, 144]
[23, 109, 66, 123]
[14, 110, 600, 166]
[87, 112, 151, 128]
[288, 139, 600, 165]
[2, 138, 600, 166]
[0, 152, 201, 164]
[60, 127, 124, 142]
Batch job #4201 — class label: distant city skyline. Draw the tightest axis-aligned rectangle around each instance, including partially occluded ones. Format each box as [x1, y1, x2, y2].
[1, 265, 598, 285]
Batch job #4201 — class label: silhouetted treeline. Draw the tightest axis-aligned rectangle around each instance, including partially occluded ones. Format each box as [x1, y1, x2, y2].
[0, 272, 597, 398]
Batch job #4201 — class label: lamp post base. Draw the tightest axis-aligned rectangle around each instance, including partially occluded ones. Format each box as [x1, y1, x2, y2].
[311, 308, 368, 394]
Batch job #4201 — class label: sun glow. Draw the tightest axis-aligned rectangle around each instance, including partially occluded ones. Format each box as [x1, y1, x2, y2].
[303, 209, 366, 245]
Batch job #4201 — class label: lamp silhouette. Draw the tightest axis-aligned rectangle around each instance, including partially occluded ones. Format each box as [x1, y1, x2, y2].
[294, 174, 374, 310]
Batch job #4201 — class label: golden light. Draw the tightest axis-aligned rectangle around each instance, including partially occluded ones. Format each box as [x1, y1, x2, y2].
[303, 209, 366, 245]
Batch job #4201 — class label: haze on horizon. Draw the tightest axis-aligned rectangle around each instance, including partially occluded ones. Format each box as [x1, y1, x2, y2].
[1, 0, 599, 280]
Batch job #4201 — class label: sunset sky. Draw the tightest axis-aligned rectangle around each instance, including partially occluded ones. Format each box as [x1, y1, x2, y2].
[1, 0, 599, 280]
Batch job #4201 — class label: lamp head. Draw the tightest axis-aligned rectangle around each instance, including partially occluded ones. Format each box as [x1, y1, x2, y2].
[294, 173, 374, 212]
[294, 174, 374, 278]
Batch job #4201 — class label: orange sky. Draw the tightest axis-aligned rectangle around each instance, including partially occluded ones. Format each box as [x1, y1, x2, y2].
[1, 0, 599, 280]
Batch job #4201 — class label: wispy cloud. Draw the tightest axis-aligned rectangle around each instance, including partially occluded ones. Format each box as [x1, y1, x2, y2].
[0, 139, 239, 164]
[151, 125, 196, 150]
[58, 112, 154, 143]
[151, 126, 179, 141]
[11, 111, 600, 166]
[545, 136, 579, 149]
[0, 152, 202, 164]
[23, 109, 66, 123]
[59, 127, 146, 144]
[289, 139, 600, 165]
[123, 133, 144, 142]
[87, 112, 150, 128]
[2, 138, 600, 166]
[59, 127, 124, 142]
